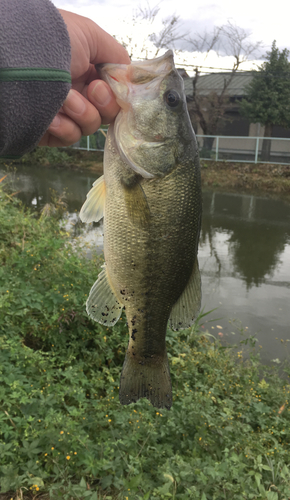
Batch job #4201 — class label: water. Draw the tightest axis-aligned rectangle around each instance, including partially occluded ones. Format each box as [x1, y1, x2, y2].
[200, 191, 290, 364]
[2, 164, 290, 363]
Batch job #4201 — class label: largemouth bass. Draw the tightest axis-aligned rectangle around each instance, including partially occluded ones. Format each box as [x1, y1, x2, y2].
[80, 50, 202, 410]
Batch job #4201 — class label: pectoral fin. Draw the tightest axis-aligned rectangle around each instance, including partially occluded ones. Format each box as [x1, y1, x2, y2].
[80, 175, 106, 223]
[122, 177, 151, 227]
[169, 258, 201, 331]
[86, 264, 123, 325]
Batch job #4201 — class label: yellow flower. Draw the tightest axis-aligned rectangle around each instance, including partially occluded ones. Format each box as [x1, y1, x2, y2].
[60, 431, 64, 434]
[66, 455, 71, 460]
[51, 447, 54, 450]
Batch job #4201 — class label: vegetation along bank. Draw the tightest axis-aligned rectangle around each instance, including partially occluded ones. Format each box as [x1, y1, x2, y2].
[1, 166, 290, 498]
[3, 146, 290, 200]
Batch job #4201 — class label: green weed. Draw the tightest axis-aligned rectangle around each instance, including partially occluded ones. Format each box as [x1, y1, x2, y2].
[19, 147, 71, 166]
[1, 182, 290, 499]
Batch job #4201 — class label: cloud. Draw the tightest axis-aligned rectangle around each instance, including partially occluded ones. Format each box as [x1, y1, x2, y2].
[53, 0, 290, 63]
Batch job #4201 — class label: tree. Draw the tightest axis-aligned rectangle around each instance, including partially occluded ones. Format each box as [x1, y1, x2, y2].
[240, 41, 290, 161]
[187, 21, 262, 150]
[114, 1, 188, 60]
[114, 3, 261, 151]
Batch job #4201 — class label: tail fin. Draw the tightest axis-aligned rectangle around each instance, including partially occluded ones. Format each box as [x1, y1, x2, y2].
[119, 351, 172, 410]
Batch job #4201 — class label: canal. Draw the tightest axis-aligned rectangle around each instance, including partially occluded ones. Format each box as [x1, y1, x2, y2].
[2, 163, 290, 363]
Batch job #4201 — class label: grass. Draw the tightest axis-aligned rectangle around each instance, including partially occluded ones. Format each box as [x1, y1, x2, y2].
[1, 179, 290, 499]
[0, 147, 104, 174]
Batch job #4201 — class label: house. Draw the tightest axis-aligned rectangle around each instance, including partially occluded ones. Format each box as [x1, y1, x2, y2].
[181, 71, 290, 162]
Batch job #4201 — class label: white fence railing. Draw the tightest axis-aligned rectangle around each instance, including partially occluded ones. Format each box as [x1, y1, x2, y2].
[72, 129, 290, 165]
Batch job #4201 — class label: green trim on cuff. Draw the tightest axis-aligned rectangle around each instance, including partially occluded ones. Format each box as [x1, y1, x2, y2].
[0, 68, 71, 83]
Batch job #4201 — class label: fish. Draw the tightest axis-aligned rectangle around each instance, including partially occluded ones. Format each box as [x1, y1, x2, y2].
[80, 50, 202, 410]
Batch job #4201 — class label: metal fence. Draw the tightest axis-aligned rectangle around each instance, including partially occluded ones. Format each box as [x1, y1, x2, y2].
[196, 135, 290, 165]
[72, 129, 290, 165]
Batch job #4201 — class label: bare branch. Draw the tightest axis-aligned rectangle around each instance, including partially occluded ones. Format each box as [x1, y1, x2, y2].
[219, 20, 263, 70]
[185, 20, 263, 142]
[150, 14, 189, 56]
[186, 26, 223, 58]
[134, 0, 161, 23]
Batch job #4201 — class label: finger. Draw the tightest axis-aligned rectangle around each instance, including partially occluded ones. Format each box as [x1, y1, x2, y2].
[39, 113, 82, 147]
[87, 80, 120, 124]
[62, 89, 102, 136]
[59, 10, 130, 66]
[39, 131, 75, 148]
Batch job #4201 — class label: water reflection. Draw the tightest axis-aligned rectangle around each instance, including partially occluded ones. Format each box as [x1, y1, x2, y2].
[3, 164, 98, 212]
[1, 164, 290, 362]
[201, 192, 290, 288]
[199, 191, 290, 363]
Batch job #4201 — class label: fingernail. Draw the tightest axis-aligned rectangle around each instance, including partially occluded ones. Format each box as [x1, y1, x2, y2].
[50, 114, 61, 128]
[64, 89, 86, 114]
[91, 81, 111, 106]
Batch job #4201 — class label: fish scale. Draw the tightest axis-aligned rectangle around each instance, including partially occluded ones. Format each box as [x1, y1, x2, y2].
[80, 50, 202, 409]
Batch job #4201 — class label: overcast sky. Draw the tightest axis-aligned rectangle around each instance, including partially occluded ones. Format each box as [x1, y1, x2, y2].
[53, 0, 290, 73]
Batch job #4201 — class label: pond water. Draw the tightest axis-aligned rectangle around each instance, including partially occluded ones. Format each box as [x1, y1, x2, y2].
[2, 163, 290, 364]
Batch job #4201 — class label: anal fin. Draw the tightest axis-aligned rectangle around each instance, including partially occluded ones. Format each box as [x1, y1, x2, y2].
[169, 258, 201, 331]
[86, 265, 123, 325]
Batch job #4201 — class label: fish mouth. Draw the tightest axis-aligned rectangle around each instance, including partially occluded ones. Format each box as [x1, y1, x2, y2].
[96, 50, 175, 104]
[96, 50, 174, 82]
[97, 51, 178, 179]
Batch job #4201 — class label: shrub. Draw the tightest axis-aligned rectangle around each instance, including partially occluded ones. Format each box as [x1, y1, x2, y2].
[1, 183, 290, 499]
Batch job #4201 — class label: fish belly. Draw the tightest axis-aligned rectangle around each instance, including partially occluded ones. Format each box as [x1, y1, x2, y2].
[103, 129, 201, 409]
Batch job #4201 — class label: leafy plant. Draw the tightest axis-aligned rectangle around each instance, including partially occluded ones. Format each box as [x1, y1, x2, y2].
[20, 146, 71, 165]
[1, 181, 290, 499]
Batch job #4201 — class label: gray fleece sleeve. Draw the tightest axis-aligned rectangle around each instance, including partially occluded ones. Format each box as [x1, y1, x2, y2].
[0, 0, 71, 158]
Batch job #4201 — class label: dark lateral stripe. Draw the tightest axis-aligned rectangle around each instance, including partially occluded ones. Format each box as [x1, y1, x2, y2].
[0, 68, 71, 83]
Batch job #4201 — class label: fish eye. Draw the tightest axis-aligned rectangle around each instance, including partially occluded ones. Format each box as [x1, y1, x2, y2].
[164, 89, 181, 109]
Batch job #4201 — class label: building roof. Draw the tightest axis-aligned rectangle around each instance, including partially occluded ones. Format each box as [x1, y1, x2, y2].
[177, 68, 190, 78]
[183, 71, 255, 97]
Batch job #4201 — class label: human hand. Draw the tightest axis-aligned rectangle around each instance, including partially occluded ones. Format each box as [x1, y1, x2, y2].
[39, 9, 130, 147]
